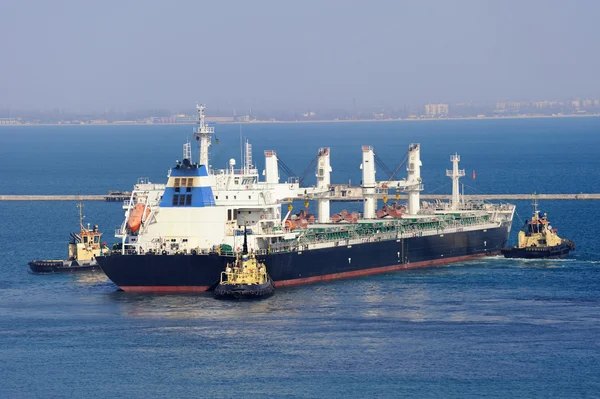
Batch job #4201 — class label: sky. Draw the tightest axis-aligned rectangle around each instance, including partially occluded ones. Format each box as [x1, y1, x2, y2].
[1, 0, 599, 112]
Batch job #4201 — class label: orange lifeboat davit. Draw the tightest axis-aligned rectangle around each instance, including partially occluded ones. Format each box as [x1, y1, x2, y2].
[128, 203, 151, 233]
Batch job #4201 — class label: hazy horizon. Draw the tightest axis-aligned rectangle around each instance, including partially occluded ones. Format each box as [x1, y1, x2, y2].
[1, 0, 599, 112]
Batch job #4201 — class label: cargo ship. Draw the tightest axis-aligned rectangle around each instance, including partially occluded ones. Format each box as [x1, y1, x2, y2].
[96, 104, 515, 292]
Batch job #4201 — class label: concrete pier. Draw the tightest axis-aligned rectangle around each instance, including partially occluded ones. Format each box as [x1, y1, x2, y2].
[0, 186, 599, 201]
[0, 192, 131, 201]
[326, 185, 600, 201]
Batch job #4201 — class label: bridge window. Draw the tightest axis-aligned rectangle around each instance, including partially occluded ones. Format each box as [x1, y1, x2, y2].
[174, 178, 181, 187]
[186, 187, 192, 193]
[187, 178, 193, 187]
[171, 193, 192, 206]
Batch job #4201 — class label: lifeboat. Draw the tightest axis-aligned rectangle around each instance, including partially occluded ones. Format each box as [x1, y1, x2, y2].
[128, 203, 151, 233]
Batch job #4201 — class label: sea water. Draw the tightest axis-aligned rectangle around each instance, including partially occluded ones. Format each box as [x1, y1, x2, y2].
[0, 118, 599, 398]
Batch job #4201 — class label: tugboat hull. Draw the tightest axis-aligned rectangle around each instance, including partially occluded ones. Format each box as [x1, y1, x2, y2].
[213, 277, 275, 300]
[501, 241, 575, 259]
[28, 260, 100, 273]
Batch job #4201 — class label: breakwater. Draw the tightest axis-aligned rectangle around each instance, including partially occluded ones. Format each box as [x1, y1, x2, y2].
[1, 190, 599, 201]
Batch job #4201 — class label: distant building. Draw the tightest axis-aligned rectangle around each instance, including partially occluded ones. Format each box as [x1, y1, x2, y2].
[534, 101, 559, 109]
[0, 118, 20, 125]
[235, 115, 250, 122]
[174, 114, 198, 123]
[206, 116, 234, 123]
[424, 103, 448, 117]
[495, 101, 522, 110]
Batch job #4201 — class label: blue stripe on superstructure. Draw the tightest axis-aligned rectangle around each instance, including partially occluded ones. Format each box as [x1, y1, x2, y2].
[159, 186, 215, 207]
[169, 165, 209, 177]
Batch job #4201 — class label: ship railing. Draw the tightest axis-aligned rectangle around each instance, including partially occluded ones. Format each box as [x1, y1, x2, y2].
[260, 226, 287, 235]
[220, 270, 268, 285]
[211, 167, 259, 176]
[262, 215, 498, 253]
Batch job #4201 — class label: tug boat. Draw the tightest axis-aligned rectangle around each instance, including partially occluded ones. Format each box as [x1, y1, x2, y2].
[501, 198, 575, 259]
[213, 228, 274, 299]
[29, 204, 109, 273]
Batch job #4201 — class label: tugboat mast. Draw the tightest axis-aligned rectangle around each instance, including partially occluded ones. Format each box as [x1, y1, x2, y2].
[77, 202, 85, 231]
[532, 194, 539, 218]
[194, 103, 214, 167]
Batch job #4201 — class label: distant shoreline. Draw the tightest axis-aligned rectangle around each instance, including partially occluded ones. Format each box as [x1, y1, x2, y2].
[1, 112, 600, 127]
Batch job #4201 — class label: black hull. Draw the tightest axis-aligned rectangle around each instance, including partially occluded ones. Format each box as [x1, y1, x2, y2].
[28, 260, 100, 273]
[501, 241, 574, 259]
[96, 224, 510, 292]
[213, 277, 275, 300]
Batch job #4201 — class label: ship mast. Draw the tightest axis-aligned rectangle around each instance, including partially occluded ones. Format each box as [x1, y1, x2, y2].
[405, 144, 424, 215]
[193, 103, 214, 167]
[446, 153, 465, 210]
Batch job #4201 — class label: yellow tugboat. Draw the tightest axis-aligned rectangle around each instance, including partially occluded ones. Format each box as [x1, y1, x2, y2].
[29, 203, 110, 273]
[501, 198, 575, 259]
[213, 228, 274, 299]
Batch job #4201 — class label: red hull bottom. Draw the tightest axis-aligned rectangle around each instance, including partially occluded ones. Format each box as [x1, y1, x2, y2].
[117, 252, 497, 293]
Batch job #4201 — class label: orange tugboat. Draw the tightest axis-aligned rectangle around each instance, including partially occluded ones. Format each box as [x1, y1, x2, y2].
[29, 204, 109, 273]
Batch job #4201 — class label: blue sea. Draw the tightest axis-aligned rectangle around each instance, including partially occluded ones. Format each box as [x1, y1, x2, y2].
[1, 118, 599, 398]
